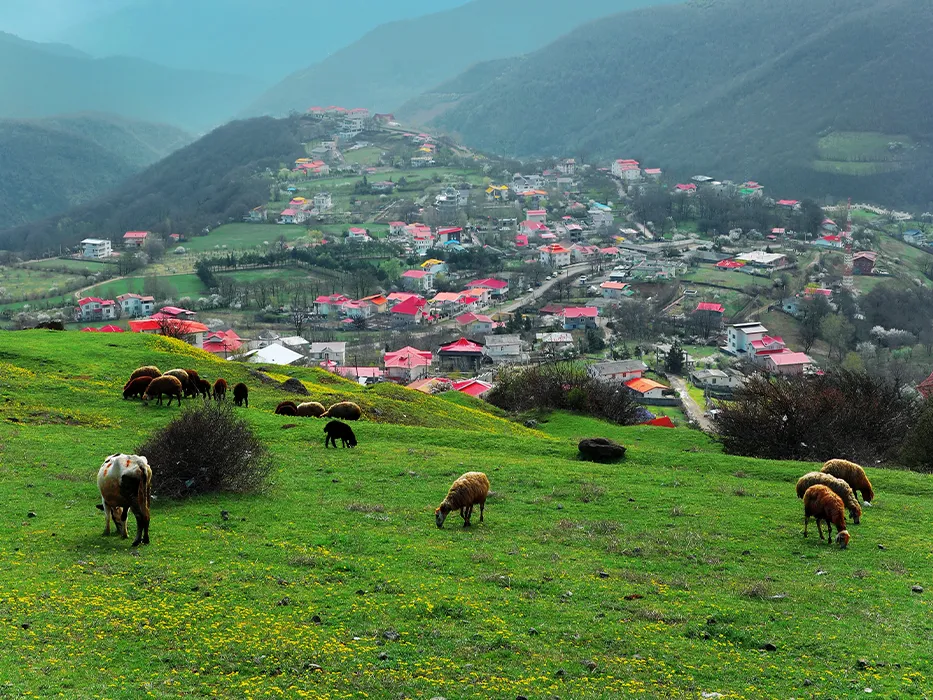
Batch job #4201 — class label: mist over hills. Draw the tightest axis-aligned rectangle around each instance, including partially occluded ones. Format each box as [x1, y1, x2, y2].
[0, 114, 191, 229]
[57, 0, 470, 82]
[0, 31, 263, 131]
[409, 0, 933, 208]
[246, 0, 675, 116]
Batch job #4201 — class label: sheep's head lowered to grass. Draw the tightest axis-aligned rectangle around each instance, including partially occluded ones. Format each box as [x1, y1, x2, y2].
[836, 529, 850, 549]
[435, 505, 451, 529]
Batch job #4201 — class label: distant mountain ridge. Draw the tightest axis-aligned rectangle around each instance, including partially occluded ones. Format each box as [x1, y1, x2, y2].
[0, 116, 326, 256]
[0, 114, 192, 229]
[245, 0, 675, 117]
[411, 0, 933, 208]
[57, 0, 470, 82]
[0, 31, 263, 130]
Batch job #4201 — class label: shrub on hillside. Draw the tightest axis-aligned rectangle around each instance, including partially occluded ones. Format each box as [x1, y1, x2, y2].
[899, 400, 933, 473]
[715, 369, 918, 464]
[487, 361, 642, 425]
[138, 402, 272, 498]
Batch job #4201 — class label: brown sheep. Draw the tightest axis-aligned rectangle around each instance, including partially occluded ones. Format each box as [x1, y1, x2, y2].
[129, 366, 161, 382]
[123, 376, 153, 400]
[142, 375, 184, 406]
[803, 484, 850, 548]
[435, 472, 490, 528]
[796, 471, 862, 524]
[323, 401, 362, 421]
[821, 459, 875, 504]
[275, 401, 298, 416]
[197, 378, 212, 399]
[163, 369, 191, 392]
[184, 369, 202, 387]
[213, 378, 227, 401]
[296, 401, 326, 417]
[233, 382, 249, 407]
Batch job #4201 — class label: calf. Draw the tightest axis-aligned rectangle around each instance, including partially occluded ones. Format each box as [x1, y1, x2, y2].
[324, 420, 357, 448]
[96, 454, 152, 546]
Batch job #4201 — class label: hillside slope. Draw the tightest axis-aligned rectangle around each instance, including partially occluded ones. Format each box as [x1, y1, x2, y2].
[0, 31, 263, 130]
[417, 0, 933, 208]
[245, 0, 673, 116]
[0, 114, 192, 228]
[0, 116, 318, 255]
[0, 329, 931, 697]
[58, 0, 467, 82]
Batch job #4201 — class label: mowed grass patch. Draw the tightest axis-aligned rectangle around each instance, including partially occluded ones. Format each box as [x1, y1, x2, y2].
[0, 331, 932, 698]
[0, 266, 84, 298]
[180, 223, 310, 253]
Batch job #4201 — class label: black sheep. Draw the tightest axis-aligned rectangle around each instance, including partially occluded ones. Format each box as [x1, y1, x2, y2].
[233, 383, 249, 407]
[324, 420, 357, 448]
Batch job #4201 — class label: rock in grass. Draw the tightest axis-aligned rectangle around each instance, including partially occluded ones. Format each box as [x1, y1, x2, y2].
[597, 571, 610, 578]
[578, 438, 626, 463]
[761, 642, 777, 651]
[383, 629, 400, 641]
[280, 378, 310, 395]
[857, 659, 870, 669]
[311, 615, 322, 624]
[378, 652, 389, 661]
[27, 512, 36, 518]
[582, 659, 597, 671]
[912, 585, 924, 593]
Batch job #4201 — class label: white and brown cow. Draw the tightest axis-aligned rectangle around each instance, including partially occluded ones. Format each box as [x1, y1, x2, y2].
[96, 454, 152, 546]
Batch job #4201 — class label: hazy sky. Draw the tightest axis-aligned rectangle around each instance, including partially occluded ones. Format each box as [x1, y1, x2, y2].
[0, 1, 131, 41]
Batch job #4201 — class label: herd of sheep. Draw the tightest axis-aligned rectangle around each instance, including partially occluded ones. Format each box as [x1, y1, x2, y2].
[106, 367, 882, 550]
[796, 459, 876, 549]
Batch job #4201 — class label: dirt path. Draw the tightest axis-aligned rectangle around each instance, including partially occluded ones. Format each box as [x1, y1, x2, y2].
[669, 375, 715, 432]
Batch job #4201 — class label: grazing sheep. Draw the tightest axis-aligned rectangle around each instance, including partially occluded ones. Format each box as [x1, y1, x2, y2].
[796, 472, 862, 524]
[297, 401, 326, 417]
[142, 375, 184, 406]
[123, 376, 153, 400]
[184, 369, 202, 387]
[324, 420, 357, 448]
[163, 369, 191, 392]
[213, 378, 227, 401]
[129, 366, 161, 382]
[322, 401, 362, 421]
[275, 401, 298, 416]
[435, 472, 490, 528]
[233, 382, 249, 407]
[197, 378, 212, 399]
[821, 459, 875, 504]
[803, 484, 850, 549]
[96, 453, 152, 546]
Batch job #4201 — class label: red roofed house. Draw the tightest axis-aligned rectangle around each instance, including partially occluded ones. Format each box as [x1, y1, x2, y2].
[694, 302, 725, 334]
[521, 220, 549, 236]
[76, 297, 117, 321]
[716, 259, 746, 269]
[456, 312, 494, 335]
[675, 183, 697, 193]
[123, 231, 149, 249]
[129, 318, 208, 348]
[389, 221, 407, 236]
[315, 294, 350, 317]
[401, 269, 435, 292]
[438, 337, 485, 371]
[515, 234, 529, 247]
[917, 371, 933, 399]
[526, 209, 547, 224]
[763, 351, 813, 376]
[470, 278, 509, 297]
[777, 199, 800, 208]
[152, 306, 195, 319]
[437, 227, 463, 245]
[203, 330, 243, 357]
[853, 251, 878, 275]
[452, 378, 493, 398]
[749, 335, 787, 365]
[337, 366, 384, 383]
[625, 377, 669, 401]
[391, 296, 427, 324]
[600, 281, 632, 300]
[384, 346, 433, 382]
[611, 159, 640, 179]
[347, 227, 372, 243]
[539, 243, 571, 268]
[561, 306, 598, 331]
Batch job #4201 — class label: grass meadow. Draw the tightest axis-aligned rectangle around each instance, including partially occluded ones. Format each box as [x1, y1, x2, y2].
[0, 331, 932, 698]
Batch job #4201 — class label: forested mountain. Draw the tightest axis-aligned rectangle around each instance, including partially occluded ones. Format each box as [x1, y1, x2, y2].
[0, 116, 324, 256]
[0, 114, 191, 228]
[0, 32, 263, 130]
[57, 0, 468, 82]
[413, 0, 933, 209]
[245, 0, 674, 116]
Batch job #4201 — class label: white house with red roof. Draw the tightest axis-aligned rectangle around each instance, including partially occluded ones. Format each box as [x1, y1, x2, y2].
[203, 330, 243, 356]
[279, 209, 308, 225]
[389, 221, 407, 236]
[675, 183, 698, 194]
[347, 227, 372, 243]
[76, 297, 118, 321]
[129, 318, 208, 348]
[391, 296, 427, 324]
[764, 351, 813, 376]
[526, 209, 547, 224]
[571, 243, 600, 262]
[123, 231, 149, 249]
[116, 293, 155, 318]
[456, 312, 494, 335]
[401, 269, 435, 292]
[452, 378, 493, 398]
[384, 346, 433, 382]
[749, 335, 787, 365]
[611, 159, 640, 178]
[438, 337, 485, 371]
[561, 306, 598, 330]
[625, 377, 668, 401]
[470, 278, 509, 297]
[695, 302, 725, 326]
[539, 243, 571, 268]
[726, 322, 769, 357]
[644, 168, 662, 180]
[600, 281, 632, 300]
[315, 294, 351, 316]
[520, 220, 550, 237]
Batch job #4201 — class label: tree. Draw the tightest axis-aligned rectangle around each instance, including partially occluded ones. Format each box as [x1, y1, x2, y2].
[821, 314, 855, 362]
[665, 340, 685, 374]
[352, 317, 367, 331]
[799, 295, 831, 353]
[585, 326, 606, 352]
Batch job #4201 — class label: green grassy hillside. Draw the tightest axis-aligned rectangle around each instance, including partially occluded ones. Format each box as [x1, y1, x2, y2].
[1, 330, 932, 698]
[418, 0, 933, 207]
